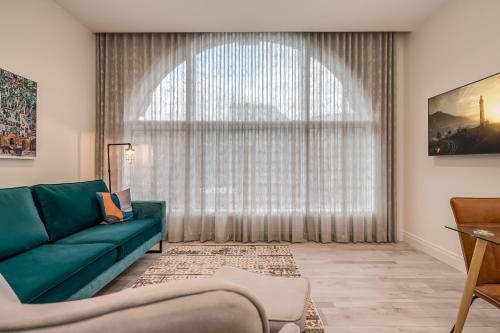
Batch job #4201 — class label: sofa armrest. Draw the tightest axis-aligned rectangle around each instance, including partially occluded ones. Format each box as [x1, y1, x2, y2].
[0, 279, 269, 333]
[132, 201, 167, 240]
[0, 274, 19, 304]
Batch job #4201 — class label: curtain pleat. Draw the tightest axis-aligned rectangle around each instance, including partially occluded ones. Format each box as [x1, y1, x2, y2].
[96, 32, 395, 243]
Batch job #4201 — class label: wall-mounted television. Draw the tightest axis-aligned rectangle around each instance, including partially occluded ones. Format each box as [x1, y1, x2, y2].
[428, 73, 500, 156]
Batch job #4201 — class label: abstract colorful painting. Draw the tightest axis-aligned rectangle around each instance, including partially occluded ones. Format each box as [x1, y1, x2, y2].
[0, 68, 37, 159]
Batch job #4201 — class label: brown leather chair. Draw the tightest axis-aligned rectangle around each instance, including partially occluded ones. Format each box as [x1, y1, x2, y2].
[450, 198, 500, 309]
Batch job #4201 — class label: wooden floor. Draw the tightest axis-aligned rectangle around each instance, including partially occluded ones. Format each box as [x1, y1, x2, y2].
[100, 242, 500, 333]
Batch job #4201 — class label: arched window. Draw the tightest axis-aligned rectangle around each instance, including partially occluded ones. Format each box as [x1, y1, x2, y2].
[139, 40, 371, 123]
[127, 34, 375, 217]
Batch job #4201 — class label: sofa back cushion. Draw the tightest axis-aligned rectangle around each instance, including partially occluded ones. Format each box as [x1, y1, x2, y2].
[0, 187, 49, 261]
[31, 180, 108, 241]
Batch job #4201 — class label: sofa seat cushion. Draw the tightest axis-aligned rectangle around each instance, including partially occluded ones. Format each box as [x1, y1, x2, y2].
[0, 243, 117, 304]
[56, 219, 161, 260]
[31, 180, 109, 241]
[0, 187, 49, 261]
[214, 266, 310, 333]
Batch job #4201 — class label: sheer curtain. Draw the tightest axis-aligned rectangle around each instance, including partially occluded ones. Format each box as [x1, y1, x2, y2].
[96, 32, 395, 243]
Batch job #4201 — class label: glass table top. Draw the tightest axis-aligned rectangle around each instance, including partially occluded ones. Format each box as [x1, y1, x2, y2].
[446, 225, 500, 246]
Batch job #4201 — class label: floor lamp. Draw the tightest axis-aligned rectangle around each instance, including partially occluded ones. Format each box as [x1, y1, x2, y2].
[106, 143, 162, 253]
[107, 143, 135, 192]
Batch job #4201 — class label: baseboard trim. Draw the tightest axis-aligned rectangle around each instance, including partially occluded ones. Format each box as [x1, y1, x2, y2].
[403, 231, 465, 273]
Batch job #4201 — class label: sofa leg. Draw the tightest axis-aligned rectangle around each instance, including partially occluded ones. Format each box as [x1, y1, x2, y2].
[147, 241, 163, 254]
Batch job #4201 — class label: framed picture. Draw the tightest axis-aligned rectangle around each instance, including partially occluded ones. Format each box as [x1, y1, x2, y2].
[428, 73, 500, 156]
[0, 68, 37, 159]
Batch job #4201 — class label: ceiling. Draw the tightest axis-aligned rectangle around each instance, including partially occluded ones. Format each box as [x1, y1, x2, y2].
[55, 0, 450, 33]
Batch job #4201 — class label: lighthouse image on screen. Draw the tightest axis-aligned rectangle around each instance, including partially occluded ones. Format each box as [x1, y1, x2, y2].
[428, 73, 500, 155]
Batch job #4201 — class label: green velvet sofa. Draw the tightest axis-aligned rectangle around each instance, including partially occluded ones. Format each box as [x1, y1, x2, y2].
[0, 180, 166, 304]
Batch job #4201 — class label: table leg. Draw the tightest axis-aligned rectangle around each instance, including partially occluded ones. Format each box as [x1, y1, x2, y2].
[453, 238, 488, 333]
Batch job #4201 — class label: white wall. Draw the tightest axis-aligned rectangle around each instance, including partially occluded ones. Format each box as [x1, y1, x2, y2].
[0, 0, 95, 188]
[403, 0, 500, 270]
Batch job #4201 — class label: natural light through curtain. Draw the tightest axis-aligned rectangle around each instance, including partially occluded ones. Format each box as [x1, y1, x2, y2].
[96, 32, 395, 243]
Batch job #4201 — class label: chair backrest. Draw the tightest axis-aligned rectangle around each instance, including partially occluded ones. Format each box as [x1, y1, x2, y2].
[450, 197, 500, 285]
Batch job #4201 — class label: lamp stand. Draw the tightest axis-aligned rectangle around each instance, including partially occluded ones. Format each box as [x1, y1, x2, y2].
[106, 143, 161, 254]
[107, 143, 133, 192]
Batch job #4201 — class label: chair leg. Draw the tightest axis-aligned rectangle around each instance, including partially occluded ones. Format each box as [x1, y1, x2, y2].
[449, 295, 479, 333]
[147, 241, 163, 254]
[452, 239, 487, 333]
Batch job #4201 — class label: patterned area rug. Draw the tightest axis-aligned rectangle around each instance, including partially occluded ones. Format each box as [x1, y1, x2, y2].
[131, 244, 325, 333]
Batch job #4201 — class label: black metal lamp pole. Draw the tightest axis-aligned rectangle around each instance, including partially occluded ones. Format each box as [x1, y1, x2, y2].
[105, 143, 162, 253]
[107, 143, 134, 192]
